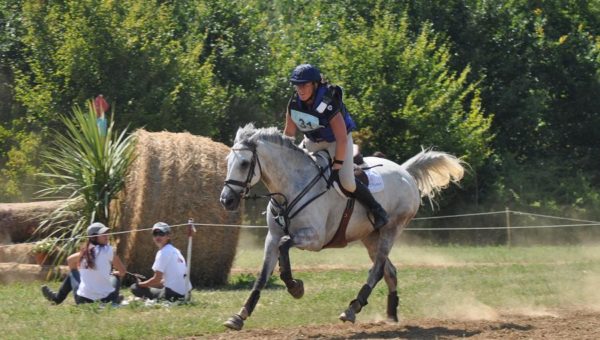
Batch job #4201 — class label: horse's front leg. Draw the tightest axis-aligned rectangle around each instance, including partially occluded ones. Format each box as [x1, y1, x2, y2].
[224, 232, 280, 331]
[279, 227, 322, 299]
[278, 235, 304, 299]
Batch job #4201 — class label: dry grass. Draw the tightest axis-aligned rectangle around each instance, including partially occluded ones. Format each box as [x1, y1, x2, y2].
[114, 129, 240, 286]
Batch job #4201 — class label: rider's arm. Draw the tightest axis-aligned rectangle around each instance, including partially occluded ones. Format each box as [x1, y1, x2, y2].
[330, 112, 347, 170]
[284, 110, 297, 138]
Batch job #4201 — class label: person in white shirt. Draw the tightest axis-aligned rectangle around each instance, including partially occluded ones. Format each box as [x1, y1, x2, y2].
[75, 222, 126, 304]
[130, 222, 191, 301]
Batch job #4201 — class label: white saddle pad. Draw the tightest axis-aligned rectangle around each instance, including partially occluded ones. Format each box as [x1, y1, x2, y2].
[364, 168, 384, 192]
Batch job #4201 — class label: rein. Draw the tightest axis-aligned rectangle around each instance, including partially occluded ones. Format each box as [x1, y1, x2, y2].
[268, 153, 330, 234]
[225, 144, 330, 235]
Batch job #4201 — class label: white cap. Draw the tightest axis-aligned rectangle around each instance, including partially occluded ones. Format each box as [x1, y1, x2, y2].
[87, 222, 109, 236]
[152, 222, 171, 234]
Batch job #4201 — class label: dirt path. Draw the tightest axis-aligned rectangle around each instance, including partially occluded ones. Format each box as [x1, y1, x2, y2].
[229, 261, 585, 274]
[203, 309, 600, 339]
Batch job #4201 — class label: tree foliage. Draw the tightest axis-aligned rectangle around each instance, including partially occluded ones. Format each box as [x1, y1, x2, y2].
[0, 0, 598, 223]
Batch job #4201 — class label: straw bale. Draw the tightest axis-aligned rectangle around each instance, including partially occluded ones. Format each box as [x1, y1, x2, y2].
[0, 243, 36, 264]
[115, 129, 240, 287]
[0, 200, 68, 243]
[0, 263, 67, 284]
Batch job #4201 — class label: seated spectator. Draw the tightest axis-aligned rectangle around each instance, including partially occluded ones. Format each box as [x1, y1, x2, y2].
[130, 222, 191, 301]
[41, 222, 126, 305]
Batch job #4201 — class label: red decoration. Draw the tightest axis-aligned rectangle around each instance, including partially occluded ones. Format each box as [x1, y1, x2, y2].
[94, 95, 110, 117]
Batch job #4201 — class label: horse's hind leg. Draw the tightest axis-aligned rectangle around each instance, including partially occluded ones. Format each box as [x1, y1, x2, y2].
[359, 231, 399, 322]
[384, 260, 399, 322]
[224, 231, 280, 331]
[340, 229, 395, 323]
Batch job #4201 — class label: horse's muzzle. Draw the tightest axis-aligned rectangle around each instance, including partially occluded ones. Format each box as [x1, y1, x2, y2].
[220, 187, 241, 211]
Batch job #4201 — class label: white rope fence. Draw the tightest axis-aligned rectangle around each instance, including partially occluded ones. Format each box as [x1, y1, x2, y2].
[2, 209, 600, 249]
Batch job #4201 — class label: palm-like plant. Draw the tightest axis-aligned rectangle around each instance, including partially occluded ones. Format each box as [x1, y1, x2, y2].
[35, 100, 136, 263]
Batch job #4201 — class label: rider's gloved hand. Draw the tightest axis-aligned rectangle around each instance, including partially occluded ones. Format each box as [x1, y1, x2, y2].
[328, 168, 339, 188]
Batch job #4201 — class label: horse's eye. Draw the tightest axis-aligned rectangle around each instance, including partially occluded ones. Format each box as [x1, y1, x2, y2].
[240, 160, 250, 169]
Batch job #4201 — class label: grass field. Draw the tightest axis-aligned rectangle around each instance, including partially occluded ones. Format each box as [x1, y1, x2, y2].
[2, 244, 600, 339]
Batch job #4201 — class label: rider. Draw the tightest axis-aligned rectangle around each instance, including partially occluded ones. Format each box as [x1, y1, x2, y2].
[283, 63, 389, 230]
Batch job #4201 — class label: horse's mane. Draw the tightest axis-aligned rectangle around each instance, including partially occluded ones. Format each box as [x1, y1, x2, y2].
[234, 123, 306, 157]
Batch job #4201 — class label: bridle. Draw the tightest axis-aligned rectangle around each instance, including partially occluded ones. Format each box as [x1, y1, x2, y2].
[223, 144, 262, 200]
[223, 142, 331, 235]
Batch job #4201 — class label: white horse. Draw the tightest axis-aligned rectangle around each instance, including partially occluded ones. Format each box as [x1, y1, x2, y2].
[220, 123, 464, 330]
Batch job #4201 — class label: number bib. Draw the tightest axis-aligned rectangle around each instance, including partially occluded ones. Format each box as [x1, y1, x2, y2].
[290, 109, 324, 132]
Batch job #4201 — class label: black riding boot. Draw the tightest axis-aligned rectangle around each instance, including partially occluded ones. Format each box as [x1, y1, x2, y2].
[352, 179, 389, 230]
[41, 269, 80, 304]
[41, 285, 58, 303]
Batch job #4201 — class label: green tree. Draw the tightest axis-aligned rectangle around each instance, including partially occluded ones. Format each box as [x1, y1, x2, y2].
[324, 13, 493, 176]
[13, 0, 225, 135]
[403, 0, 600, 214]
[193, 0, 274, 143]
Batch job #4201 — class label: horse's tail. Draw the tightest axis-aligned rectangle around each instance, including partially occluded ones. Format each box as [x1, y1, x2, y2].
[401, 149, 465, 203]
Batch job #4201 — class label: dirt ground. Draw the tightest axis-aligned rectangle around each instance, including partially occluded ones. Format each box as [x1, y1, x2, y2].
[204, 309, 600, 339]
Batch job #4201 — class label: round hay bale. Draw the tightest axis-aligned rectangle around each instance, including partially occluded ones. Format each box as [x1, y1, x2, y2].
[0, 243, 36, 264]
[115, 129, 240, 287]
[0, 200, 68, 243]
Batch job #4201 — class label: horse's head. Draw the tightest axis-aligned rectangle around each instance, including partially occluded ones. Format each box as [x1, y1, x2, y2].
[220, 125, 262, 211]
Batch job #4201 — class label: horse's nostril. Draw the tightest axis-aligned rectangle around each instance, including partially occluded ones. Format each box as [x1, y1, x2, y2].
[220, 196, 237, 210]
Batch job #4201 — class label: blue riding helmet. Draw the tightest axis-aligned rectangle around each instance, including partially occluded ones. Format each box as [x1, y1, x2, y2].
[290, 64, 321, 84]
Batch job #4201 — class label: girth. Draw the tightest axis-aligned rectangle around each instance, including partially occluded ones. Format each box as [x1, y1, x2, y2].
[323, 198, 355, 249]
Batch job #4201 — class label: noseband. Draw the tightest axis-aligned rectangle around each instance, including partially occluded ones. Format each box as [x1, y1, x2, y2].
[224, 144, 262, 199]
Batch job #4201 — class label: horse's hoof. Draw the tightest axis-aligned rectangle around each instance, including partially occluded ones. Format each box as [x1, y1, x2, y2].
[387, 315, 399, 323]
[339, 308, 356, 323]
[223, 314, 244, 331]
[287, 279, 304, 299]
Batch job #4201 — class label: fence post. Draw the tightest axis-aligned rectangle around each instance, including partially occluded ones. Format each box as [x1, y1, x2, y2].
[505, 207, 511, 247]
[185, 218, 196, 301]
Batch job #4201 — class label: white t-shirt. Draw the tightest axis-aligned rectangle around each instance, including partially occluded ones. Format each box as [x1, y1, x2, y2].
[77, 245, 115, 300]
[152, 243, 191, 296]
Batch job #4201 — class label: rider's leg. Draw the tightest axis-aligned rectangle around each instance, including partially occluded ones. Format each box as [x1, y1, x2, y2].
[322, 133, 388, 229]
[332, 133, 356, 192]
[352, 180, 389, 230]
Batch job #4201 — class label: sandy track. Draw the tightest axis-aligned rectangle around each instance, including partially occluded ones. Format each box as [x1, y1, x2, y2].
[202, 309, 600, 339]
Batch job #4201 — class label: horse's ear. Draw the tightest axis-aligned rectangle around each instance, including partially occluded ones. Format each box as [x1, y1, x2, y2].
[234, 123, 256, 144]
